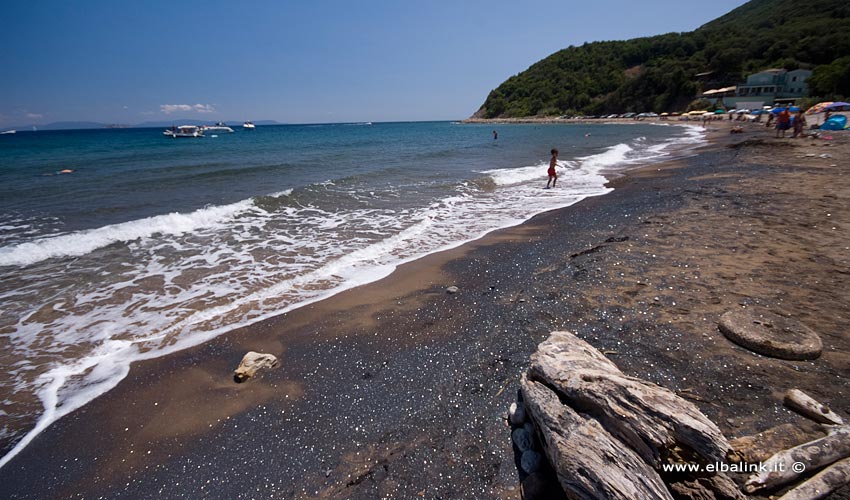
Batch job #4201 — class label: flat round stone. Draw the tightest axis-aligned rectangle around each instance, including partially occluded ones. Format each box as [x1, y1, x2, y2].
[718, 310, 822, 360]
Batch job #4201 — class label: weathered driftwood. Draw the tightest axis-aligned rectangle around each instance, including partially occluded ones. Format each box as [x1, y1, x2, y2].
[745, 426, 850, 493]
[520, 374, 673, 500]
[233, 351, 279, 383]
[784, 389, 845, 426]
[777, 456, 850, 500]
[668, 474, 746, 500]
[527, 331, 729, 467]
[730, 422, 827, 464]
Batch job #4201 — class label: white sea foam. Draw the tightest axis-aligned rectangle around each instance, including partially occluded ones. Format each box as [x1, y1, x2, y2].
[267, 188, 294, 198]
[652, 123, 706, 145]
[0, 123, 708, 470]
[0, 199, 256, 268]
[578, 143, 634, 170]
[0, 339, 136, 469]
[577, 125, 706, 174]
[0, 163, 617, 469]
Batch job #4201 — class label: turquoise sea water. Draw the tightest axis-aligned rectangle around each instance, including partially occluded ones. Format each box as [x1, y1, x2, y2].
[0, 120, 704, 466]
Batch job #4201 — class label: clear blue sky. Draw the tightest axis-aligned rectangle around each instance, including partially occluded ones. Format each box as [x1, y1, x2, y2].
[1, 0, 749, 126]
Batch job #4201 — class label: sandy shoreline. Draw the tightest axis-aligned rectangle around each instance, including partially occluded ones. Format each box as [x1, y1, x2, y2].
[1, 119, 849, 499]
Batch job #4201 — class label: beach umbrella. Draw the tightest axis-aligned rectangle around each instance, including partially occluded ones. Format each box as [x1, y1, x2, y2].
[770, 106, 801, 113]
[825, 101, 850, 111]
[660, 112, 669, 116]
[806, 102, 834, 114]
[750, 110, 765, 115]
[714, 109, 726, 114]
[736, 109, 749, 114]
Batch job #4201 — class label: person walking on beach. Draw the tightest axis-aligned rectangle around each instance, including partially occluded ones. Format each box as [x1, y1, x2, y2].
[776, 106, 792, 138]
[792, 110, 807, 138]
[546, 148, 558, 189]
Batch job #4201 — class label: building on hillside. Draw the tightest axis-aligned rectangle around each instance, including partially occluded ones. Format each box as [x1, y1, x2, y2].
[712, 68, 812, 109]
[700, 86, 737, 106]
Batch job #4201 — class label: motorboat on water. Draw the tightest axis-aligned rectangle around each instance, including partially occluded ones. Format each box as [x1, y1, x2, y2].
[243, 121, 256, 130]
[202, 122, 234, 133]
[163, 125, 204, 138]
[1, 130, 15, 135]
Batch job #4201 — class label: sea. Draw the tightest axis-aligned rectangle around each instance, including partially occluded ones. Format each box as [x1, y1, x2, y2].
[0, 120, 704, 467]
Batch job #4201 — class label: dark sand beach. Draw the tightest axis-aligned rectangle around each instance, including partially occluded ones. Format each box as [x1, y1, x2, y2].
[2, 119, 849, 499]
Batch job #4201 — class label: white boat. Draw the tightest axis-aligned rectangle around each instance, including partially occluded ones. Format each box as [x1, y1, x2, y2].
[243, 121, 256, 130]
[0, 130, 15, 135]
[202, 122, 234, 133]
[163, 125, 204, 138]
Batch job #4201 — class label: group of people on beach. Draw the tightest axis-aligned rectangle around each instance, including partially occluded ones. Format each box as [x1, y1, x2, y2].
[772, 105, 808, 138]
[503, 102, 835, 189]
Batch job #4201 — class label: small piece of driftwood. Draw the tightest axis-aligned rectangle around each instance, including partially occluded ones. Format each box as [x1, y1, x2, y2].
[784, 389, 845, 426]
[521, 374, 673, 500]
[233, 351, 279, 383]
[745, 426, 850, 493]
[777, 456, 850, 500]
[527, 331, 729, 467]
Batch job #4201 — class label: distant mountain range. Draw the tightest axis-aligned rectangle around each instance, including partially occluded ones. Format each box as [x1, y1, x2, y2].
[3, 120, 283, 131]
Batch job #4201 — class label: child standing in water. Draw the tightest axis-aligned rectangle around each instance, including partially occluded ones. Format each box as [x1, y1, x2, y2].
[546, 148, 558, 188]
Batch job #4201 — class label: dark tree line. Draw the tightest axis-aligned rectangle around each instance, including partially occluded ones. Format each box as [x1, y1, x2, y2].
[478, 0, 850, 118]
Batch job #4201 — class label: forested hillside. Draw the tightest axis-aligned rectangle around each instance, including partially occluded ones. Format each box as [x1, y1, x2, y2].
[476, 0, 850, 118]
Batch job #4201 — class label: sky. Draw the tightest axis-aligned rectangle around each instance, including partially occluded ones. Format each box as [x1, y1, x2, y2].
[0, 0, 750, 127]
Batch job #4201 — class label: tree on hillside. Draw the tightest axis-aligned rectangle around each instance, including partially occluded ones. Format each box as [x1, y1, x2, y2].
[808, 56, 850, 99]
[477, 0, 850, 118]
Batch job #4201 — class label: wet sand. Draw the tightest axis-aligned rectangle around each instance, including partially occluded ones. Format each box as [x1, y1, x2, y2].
[1, 120, 849, 499]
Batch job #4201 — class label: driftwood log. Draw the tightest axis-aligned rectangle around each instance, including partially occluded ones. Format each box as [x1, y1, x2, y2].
[777, 456, 850, 500]
[730, 422, 827, 464]
[784, 389, 845, 426]
[526, 331, 729, 467]
[668, 474, 746, 500]
[521, 374, 673, 500]
[745, 426, 850, 493]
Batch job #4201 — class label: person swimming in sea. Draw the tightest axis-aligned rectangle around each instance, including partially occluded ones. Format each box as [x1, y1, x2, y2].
[42, 169, 76, 176]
